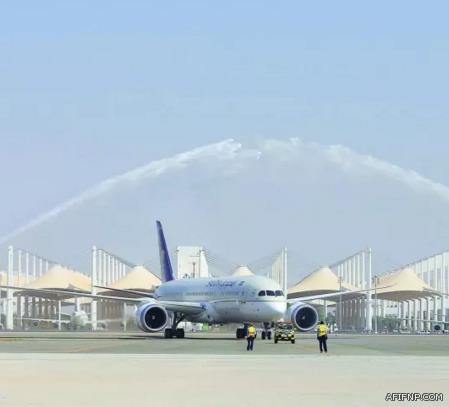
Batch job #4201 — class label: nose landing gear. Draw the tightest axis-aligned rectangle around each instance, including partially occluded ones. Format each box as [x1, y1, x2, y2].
[261, 322, 272, 340]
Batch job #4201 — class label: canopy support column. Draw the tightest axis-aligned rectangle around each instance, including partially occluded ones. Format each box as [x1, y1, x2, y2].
[57, 300, 62, 331]
[122, 302, 127, 332]
[433, 296, 438, 329]
[91, 246, 98, 331]
[6, 246, 14, 330]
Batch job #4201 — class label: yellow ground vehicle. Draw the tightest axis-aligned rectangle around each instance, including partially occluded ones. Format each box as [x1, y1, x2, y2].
[274, 322, 295, 344]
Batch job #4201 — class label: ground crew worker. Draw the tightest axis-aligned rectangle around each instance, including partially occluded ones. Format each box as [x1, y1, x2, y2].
[246, 324, 256, 351]
[316, 321, 328, 353]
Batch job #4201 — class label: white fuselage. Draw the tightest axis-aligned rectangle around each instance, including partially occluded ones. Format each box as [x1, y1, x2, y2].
[154, 275, 286, 323]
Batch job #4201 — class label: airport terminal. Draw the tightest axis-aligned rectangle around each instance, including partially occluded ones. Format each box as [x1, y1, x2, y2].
[1, 243, 447, 334]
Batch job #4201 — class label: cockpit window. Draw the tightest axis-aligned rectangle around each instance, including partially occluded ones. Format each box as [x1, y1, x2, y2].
[275, 290, 284, 296]
[258, 290, 266, 296]
[266, 290, 275, 296]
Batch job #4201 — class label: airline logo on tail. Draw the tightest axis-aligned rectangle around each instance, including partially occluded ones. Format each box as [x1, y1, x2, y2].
[156, 221, 175, 282]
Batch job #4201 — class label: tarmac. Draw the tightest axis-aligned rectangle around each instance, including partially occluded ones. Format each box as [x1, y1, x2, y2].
[0, 332, 448, 407]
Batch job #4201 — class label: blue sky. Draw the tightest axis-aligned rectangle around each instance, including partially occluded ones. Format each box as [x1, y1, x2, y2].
[1, 1, 449, 275]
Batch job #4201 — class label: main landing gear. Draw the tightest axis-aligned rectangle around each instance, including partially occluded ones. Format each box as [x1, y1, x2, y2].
[261, 322, 272, 340]
[236, 323, 250, 339]
[164, 312, 185, 339]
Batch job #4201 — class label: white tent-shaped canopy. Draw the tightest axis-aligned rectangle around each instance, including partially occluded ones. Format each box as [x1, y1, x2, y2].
[231, 266, 254, 277]
[375, 268, 440, 301]
[102, 265, 161, 296]
[0, 271, 28, 288]
[24, 265, 91, 291]
[288, 266, 358, 299]
[13, 265, 91, 300]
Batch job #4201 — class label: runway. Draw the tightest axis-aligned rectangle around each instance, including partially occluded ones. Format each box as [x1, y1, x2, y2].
[0, 331, 449, 355]
[0, 333, 448, 407]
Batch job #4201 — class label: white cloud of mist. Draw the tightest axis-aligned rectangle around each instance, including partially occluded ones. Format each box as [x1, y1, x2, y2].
[2, 138, 449, 280]
[0, 139, 258, 245]
[323, 143, 449, 203]
[259, 138, 449, 204]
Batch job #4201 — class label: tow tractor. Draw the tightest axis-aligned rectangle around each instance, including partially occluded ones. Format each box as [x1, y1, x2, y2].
[274, 322, 295, 344]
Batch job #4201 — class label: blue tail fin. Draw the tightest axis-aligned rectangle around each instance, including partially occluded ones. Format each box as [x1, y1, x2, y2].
[156, 221, 175, 282]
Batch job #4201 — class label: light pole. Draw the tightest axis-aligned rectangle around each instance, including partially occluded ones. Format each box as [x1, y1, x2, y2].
[373, 276, 379, 334]
[338, 276, 343, 332]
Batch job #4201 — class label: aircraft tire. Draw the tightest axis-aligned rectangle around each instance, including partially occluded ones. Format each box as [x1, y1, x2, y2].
[176, 328, 185, 339]
[164, 328, 174, 338]
[236, 328, 246, 339]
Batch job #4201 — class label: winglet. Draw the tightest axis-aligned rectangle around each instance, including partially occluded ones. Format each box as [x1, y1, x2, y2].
[156, 220, 175, 282]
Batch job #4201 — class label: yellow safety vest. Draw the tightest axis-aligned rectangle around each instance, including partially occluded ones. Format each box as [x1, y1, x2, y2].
[317, 324, 328, 337]
[247, 326, 256, 337]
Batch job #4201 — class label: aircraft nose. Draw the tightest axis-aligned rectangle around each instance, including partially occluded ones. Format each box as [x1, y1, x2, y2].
[269, 301, 287, 317]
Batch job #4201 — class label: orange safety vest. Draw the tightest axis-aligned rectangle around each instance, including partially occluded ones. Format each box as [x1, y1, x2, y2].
[247, 326, 256, 337]
[317, 324, 328, 337]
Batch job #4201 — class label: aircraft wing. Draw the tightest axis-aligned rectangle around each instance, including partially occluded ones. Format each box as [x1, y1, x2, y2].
[157, 300, 205, 314]
[94, 285, 154, 298]
[287, 285, 395, 304]
[0, 285, 143, 303]
[1, 284, 205, 314]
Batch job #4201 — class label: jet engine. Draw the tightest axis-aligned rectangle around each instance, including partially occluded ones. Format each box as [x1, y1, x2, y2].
[287, 302, 319, 332]
[135, 302, 169, 333]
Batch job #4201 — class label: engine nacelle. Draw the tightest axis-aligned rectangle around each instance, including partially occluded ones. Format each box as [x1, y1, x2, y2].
[287, 302, 319, 332]
[135, 302, 169, 333]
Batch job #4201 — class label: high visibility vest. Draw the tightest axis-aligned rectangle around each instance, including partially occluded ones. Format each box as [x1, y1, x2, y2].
[247, 326, 256, 337]
[317, 324, 328, 337]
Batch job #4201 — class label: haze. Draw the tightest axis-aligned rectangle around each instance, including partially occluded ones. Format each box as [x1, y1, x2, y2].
[1, 1, 449, 280]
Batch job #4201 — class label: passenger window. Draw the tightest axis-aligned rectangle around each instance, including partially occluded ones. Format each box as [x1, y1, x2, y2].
[258, 290, 266, 296]
[275, 290, 283, 296]
[266, 290, 275, 296]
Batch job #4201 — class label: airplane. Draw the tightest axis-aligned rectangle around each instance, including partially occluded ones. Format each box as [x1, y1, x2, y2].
[19, 310, 89, 330]
[17, 308, 117, 330]
[1, 221, 377, 339]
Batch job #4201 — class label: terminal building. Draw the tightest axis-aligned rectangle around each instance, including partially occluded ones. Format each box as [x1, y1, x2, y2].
[288, 249, 448, 332]
[176, 246, 209, 279]
[1, 244, 448, 332]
